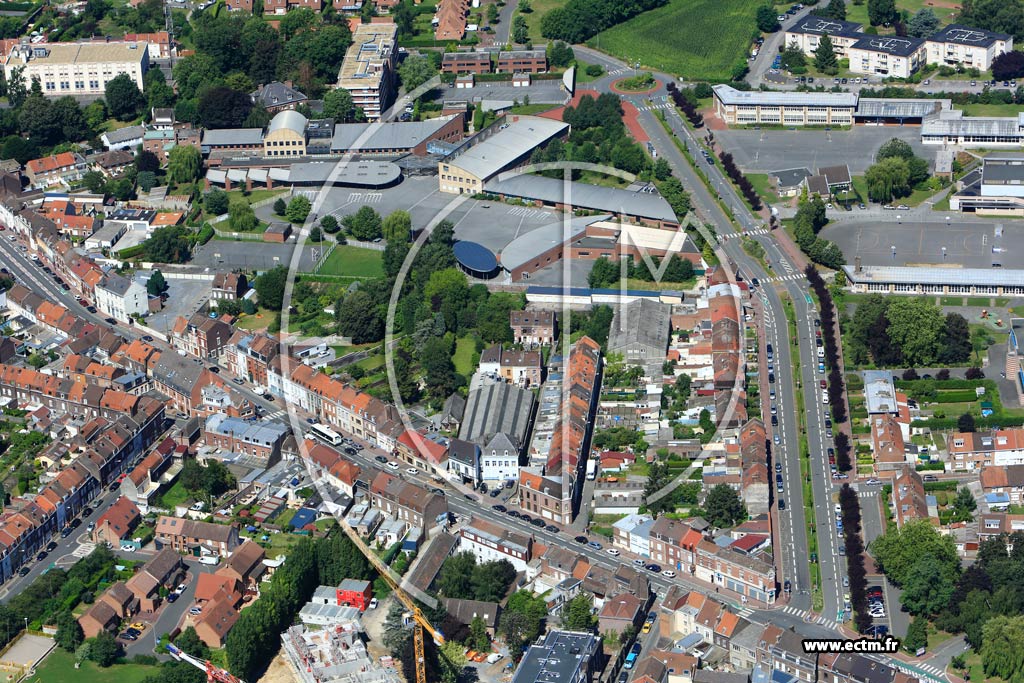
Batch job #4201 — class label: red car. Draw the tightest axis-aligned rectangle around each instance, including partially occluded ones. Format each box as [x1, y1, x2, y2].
[820, 380, 827, 389]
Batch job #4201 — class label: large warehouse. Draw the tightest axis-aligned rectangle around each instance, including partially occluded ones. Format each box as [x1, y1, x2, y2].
[438, 115, 569, 194]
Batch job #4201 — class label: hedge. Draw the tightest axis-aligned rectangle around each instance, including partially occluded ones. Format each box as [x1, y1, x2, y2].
[895, 379, 988, 391]
[912, 416, 1024, 430]
[117, 244, 145, 259]
[924, 481, 958, 492]
[933, 390, 985, 403]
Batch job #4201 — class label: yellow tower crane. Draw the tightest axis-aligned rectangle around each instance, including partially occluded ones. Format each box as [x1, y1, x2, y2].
[337, 518, 444, 683]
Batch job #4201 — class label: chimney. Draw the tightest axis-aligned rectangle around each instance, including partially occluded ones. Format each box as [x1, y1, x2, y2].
[855, 256, 862, 273]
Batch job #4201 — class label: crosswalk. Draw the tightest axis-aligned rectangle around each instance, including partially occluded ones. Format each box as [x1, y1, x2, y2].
[916, 663, 948, 678]
[72, 542, 96, 558]
[719, 228, 771, 241]
[607, 67, 630, 76]
[764, 273, 806, 283]
[636, 102, 674, 112]
[264, 409, 287, 420]
[777, 605, 841, 630]
[858, 489, 878, 498]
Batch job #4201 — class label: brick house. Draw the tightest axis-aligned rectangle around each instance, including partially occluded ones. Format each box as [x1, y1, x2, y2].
[155, 516, 240, 557]
[215, 540, 266, 592]
[92, 496, 141, 545]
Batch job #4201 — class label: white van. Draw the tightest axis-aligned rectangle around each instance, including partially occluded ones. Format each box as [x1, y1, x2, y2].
[199, 555, 219, 566]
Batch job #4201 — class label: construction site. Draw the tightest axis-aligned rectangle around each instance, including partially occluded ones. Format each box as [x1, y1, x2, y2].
[281, 619, 400, 683]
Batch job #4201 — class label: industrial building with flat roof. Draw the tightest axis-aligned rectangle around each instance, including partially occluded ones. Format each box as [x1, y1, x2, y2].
[438, 115, 569, 194]
[511, 630, 601, 683]
[843, 263, 1024, 295]
[336, 23, 398, 122]
[3, 40, 149, 96]
[712, 84, 857, 126]
[922, 110, 1024, 147]
[951, 153, 1024, 214]
[330, 114, 464, 155]
[205, 160, 401, 191]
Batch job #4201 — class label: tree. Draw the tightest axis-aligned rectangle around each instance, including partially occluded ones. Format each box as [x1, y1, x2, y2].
[865, 156, 911, 202]
[144, 226, 192, 264]
[561, 593, 596, 632]
[884, 296, 944, 366]
[399, 55, 437, 92]
[6, 65, 26, 108]
[273, 197, 287, 216]
[322, 88, 358, 122]
[175, 626, 210, 660]
[198, 86, 254, 129]
[756, 4, 780, 32]
[952, 486, 977, 523]
[512, 15, 529, 43]
[876, 137, 914, 162]
[54, 610, 83, 652]
[870, 519, 959, 586]
[205, 188, 229, 216]
[904, 615, 928, 653]
[135, 150, 160, 175]
[286, 195, 312, 223]
[343, 205, 383, 241]
[255, 265, 288, 311]
[337, 290, 384, 343]
[147, 270, 168, 296]
[957, 412, 976, 433]
[547, 41, 575, 68]
[703, 483, 747, 528]
[500, 591, 547, 654]
[321, 215, 339, 233]
[52, 97, 90, 141]
[965, 367, 985, 380]
[814, 34, 839, 74]
[105, 74, 144, 120]
[87, 632, 119, 667]
[588, 257, 620, 289]
[780, 41, 807, 72]
[82, 170, 106, 194]
[438, 552, 476, 598]
[907, 7, 939, 36]
[383, 210, 412, 242]
[867, 0, 897, 25]
[814, 0, 847, 20]
[992, 51, 1024, 81]
[420, 336, 461, 399]
[940, 313, 972, 364]
[643, 460, 674, 516]
[469, 616, 490, 652]
[902, 554, 958, 616]
[981, 615, 1024, 682]
[228, 201, 259, 232]
[167, 145, 202, 184]
[137, 171, 157, 193]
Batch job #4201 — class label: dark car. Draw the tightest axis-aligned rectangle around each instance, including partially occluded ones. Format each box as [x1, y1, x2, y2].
[463, 494, 478, 502]
[121, 631, 138, 641]
[492, 505, 506, 513]
[430, 488, 445, 496]
[60, 527, 72, 538]
[108, 481, 120, 491]
[36, 551, 47, 561]
[374, 455, 388, 463]
[142, 335, 153, 342]
[17, 566, 30, 577]
[46, 541, 58, 552]
[86, 305, 97, 313]
[618, 672, 629, 683]
[784, 579, 792, 592]
[506, 509, 520, 518]
[529, 517, 544, 527]
[545, 524, 559, 533]
[631, 643, 643, 655]
[645, 563, 661, 573]
[489, 489, 501, 498]
[775, 462, 782, 473]
[574, 535, 588, 544]
[166, 592, 179, 603]
[769, 373, 775, 384]
[520, 514, 533, 523]
[70, 518, 81, 529]
[779, 499, 786, 510]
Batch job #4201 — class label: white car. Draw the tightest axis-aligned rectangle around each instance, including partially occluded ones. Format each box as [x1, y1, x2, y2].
[386, 462, 399, 470]
[368, 598, 379, 609]
[606, 548, 621, 556]
[822, 394, 829, 404]
[120, 543, 134, 552]
[661, 570, 677, 578]
[405, 468, 418, 475]
[189, 607, 202, 616]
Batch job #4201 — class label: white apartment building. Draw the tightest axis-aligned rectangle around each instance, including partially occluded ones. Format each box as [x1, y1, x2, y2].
[336, 23, 397, 122]
[783, 16, 864, 57]
[3, 41, 148, 97]
[479, 433, 520, 482]
[459, 521, 532, 572]
[95, 273, 148, 322]
[848, 36, 927, 79]
[925, 24, 1013, 72]
[712, 84, 857, 126]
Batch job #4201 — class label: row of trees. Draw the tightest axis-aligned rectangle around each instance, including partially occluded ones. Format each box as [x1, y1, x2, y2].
[666, 82, 704, 128]
[845, 294, 972, 367]
[437, 552, 517, 603]
[792, 194, 844, 270]
[588, 254, 696, 288]
[806, 265, 848, 426]
[717, 151, 762, 211]
[837, 484, 871, 633]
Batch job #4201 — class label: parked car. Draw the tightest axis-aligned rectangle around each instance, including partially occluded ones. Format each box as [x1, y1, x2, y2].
[574, 536, 588, 544]
[587, 541, 603, 550]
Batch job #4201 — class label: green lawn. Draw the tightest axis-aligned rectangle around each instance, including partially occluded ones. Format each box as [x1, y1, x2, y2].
[748, 173, 781, 205]
[356, 354, 386, 372]
[575, 62, 604, 83]
[961, 103, 1023, 117]
[226, 188, 287, 206]
[234, 308, 277, 331]
[589, 0, 760, 80]
[315, 246, 384, 278]
[510, 103, 560, 115]
[517, 0, 565, 43]
[453, 335, 476, 377]
[26, 651, 157, 683]
[157, 480, 190, 509]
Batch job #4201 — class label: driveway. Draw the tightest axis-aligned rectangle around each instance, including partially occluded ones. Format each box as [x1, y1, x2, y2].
[124, 558, 220, 658]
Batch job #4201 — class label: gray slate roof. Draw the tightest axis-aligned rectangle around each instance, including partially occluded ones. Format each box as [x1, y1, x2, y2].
[607, 298, 671, 357]
[102, 125, 146, 146]
[485, 174, 677, 222]
[331, 115, 461, 153]
[459, 381, 535, 449]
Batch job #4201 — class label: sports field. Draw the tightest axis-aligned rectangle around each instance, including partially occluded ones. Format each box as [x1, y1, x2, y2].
[588, 0, 760, 81]
[315, 245, 384, 278]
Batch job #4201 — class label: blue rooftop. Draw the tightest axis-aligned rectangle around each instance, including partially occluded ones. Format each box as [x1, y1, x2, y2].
[454, 240, 498, 273]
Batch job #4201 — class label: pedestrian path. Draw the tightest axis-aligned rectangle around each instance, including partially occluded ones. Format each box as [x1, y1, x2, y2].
[718, 228, 771, 241]
[764, 273, 806, 283]
[636, 102, 674, 112]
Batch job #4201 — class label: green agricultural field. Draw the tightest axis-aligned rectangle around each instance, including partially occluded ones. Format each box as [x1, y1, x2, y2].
[315, 246, 384, 279]
[588, 0, 760, 80]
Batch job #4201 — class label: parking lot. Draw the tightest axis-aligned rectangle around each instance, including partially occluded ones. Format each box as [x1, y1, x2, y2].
[714, 126, 935, 175]
[145, 278, 215, 334]
[819, 219, 1024, 269]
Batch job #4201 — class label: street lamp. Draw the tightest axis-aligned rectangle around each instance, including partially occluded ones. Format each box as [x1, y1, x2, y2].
[896, 214, 901, 224]
[942, 246, 947, 261]
[891, 245, 896, 260]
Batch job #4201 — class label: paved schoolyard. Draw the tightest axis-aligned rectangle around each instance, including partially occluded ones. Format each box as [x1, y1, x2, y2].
[714, 126, 935, 174]
[145, 278, 214, 334]
[819, 219, 1024, 268]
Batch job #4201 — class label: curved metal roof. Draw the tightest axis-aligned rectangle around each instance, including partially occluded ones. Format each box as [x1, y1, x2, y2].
[267, 110, 308, 136]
